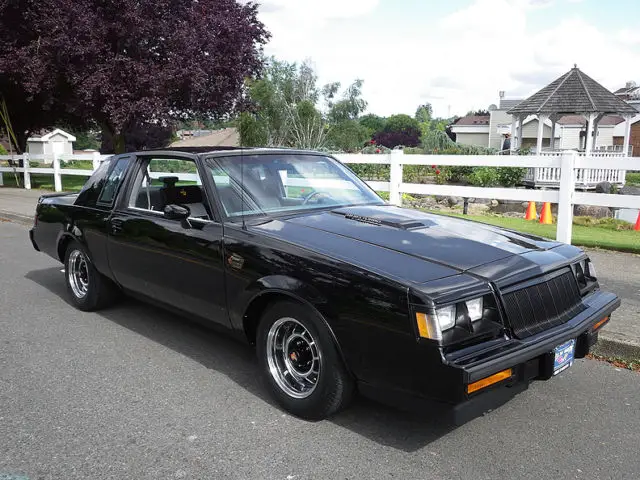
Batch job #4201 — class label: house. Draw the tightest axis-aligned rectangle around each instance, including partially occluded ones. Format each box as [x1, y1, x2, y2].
[453, 78, 633, 154]
[170, 127, 239, 148]
[27, 128, 76, 162]
[449, 115, 490, 147]
[451, 100, 562, 151]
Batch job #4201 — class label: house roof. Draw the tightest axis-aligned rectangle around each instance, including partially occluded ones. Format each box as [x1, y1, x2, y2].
[27, 128, 77, 142]
[169, 127, 239, 147]
[556, 115, 625, 126]
[454, 115, 490, 126]
[499, 99, 522, 110]
[508, 67, 637, 116]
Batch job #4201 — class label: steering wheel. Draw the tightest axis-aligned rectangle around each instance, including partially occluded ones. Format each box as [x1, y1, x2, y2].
[302, 191, 334, 205]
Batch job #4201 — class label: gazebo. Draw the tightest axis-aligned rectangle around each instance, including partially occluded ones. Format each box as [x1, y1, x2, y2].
[508, 66, 638, 156]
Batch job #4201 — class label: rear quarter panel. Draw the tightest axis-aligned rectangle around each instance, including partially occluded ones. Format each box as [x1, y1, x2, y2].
[34, 197, 112, 278]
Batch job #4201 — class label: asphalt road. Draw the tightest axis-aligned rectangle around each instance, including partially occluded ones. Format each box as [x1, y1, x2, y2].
[1, 220, 640, 480]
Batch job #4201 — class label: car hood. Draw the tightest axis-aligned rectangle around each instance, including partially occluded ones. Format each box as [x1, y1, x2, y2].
[250, 205, 561, 282]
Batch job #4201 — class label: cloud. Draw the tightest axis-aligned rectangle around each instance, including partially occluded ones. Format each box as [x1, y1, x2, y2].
[253, 0, 640, 118]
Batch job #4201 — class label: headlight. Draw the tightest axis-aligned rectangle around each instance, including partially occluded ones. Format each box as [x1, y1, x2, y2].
[435, 305, 456, 330]
[585, 259, 597, 279]
[416, 296, 485, 340]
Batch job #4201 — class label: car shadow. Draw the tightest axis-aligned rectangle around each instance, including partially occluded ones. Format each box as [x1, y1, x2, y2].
[26, 266, 456, 452]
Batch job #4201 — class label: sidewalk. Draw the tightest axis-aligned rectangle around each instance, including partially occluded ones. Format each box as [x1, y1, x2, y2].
[0, 187, 43, 223]
[1, 186, 638, 362]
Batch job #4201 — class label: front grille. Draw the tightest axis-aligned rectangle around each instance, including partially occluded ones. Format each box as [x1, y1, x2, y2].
[501, 269, 585, 339]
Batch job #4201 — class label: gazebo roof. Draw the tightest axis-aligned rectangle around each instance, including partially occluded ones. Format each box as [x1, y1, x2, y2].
[508, 66, 637, 116]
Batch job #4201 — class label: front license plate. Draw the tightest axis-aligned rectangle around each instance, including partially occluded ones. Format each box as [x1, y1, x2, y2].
[553, 339, 576, 376]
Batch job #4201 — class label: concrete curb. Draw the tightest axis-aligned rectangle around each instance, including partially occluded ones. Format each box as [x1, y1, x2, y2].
[593, 336, 640, 362]
[0, 210, 33, 226]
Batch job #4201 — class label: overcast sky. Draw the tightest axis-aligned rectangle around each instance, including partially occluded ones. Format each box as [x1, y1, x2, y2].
[254, 0, 640, 118]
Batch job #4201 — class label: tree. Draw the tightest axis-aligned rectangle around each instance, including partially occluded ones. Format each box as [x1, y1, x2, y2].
[359, 114, 386, 137]
[374, 114, 421, 148]
[0, 0, 269, 153]
[239, 58, 327, 149]
[100, 120, 173, 153]
[415, 103, 433, 123]
[466, 109, 490, 117]
[325, 79, 369, 152]
[327, 80, 367, 124]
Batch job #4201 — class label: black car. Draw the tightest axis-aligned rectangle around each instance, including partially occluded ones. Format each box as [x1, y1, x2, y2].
[29, 148, 620, 423]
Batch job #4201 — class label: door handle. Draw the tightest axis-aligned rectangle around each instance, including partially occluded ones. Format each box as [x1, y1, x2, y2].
[111, 218, 124, 235]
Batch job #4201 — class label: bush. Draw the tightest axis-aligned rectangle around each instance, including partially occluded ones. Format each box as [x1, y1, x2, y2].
[468, 167, 499, 187]
[626, 172, 640, 186]
[496, 167, 526, 187]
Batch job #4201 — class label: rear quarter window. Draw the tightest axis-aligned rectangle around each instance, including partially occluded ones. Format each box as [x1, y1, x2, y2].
[97, 157, 130, 206]
[75, 159, 112, 206]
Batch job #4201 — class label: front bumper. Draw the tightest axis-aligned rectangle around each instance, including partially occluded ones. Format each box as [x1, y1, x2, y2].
[360, 290, 619, 424]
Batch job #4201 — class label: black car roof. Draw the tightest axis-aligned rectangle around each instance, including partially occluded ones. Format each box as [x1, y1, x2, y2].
[124, 147, 331, 158]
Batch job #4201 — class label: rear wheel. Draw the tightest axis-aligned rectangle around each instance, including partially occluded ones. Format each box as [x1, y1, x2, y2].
[64, 241, 119, 311]
[257, 301, 355, 420]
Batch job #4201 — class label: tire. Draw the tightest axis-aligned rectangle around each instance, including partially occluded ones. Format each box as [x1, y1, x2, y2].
[256, 300, 355, 420]
[64, 240, 119, 311]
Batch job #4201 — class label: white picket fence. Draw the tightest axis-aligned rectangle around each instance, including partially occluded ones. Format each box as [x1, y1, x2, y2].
[1, 150, 640, 245]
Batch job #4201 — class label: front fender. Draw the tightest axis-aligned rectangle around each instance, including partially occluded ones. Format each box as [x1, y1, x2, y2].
[229, 274, 329, 331]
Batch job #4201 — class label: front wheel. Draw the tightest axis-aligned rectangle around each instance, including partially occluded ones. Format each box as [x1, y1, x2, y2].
[64, 241, 119, 311]
[257, 301, 355, 420]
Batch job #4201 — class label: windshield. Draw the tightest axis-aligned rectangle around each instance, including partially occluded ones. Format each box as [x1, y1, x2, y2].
[206, 154, 384, 218]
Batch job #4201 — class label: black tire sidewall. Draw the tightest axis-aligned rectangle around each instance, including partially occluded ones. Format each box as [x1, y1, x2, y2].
[64, 241, 101, 311]
[257, 300, 353, 420]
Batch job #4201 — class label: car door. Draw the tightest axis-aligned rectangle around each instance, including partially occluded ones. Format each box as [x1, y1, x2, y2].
[106, 154, 229, 327]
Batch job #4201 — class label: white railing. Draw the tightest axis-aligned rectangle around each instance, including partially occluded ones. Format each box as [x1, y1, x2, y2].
[2, 150, 640, 245]
[0, 152, 108, 190]
[334, 150, 640, 244]
[524, 165, 627, 188]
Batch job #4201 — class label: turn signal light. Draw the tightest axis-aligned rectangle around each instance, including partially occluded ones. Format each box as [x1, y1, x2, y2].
[467, 368, 513, 394]
[592, 316, 609, 332]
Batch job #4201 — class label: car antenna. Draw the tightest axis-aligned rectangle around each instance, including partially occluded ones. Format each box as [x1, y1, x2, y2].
[241, 139, 246, 230]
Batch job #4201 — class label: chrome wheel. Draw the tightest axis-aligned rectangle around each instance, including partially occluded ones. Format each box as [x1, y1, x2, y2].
[68, 250, 89, 299]
[266, 317, 322, 399]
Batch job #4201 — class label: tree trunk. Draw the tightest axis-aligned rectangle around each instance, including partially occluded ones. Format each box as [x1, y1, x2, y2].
[101, 125, 126, 154]
[113, 132, 125, 154]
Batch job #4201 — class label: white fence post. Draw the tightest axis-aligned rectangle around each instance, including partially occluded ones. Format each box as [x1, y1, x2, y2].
[389, 149, 404, 205]
[23, 153, 31, 190]
[0, 170, 3, 186]
[52, 152, 62, 192]
[92, 151, 101, 172]
[556, 150, 576, 244]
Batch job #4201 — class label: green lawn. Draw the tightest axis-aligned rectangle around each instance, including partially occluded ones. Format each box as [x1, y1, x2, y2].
[438, 213, 640, 254]
[0, 173, 89, 191]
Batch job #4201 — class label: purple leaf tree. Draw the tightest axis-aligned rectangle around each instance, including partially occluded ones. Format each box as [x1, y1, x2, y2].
[0, 0, 269, 153]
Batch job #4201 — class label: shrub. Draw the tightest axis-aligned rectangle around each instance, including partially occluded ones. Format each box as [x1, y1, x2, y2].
[468, 167, 499, 187]
[496, 167, 527, 187]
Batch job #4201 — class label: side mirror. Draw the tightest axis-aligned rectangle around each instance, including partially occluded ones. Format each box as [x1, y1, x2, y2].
[163, 204, 190, 220]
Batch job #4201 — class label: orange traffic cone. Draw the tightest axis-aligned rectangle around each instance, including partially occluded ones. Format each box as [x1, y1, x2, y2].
[634, 211, 640, 231]
[539, 202, 553, 224]
[525, 201, 537, 220]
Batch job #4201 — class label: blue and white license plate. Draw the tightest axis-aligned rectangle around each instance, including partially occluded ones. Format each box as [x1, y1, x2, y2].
[553, 339, 576, 375]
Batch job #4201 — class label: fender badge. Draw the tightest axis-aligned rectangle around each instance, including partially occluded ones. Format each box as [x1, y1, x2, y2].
[227, 253, 245, 270]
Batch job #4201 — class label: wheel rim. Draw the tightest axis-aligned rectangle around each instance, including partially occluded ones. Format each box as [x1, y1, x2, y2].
[68, 250, 89, 298]
[266, 317, 321, 399]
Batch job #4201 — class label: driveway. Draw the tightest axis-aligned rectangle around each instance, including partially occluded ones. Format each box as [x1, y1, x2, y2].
[1, 220, 640, 479]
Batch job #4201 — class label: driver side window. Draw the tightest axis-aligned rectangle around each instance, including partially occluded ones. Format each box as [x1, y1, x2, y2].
[128, 157, 212, 220]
